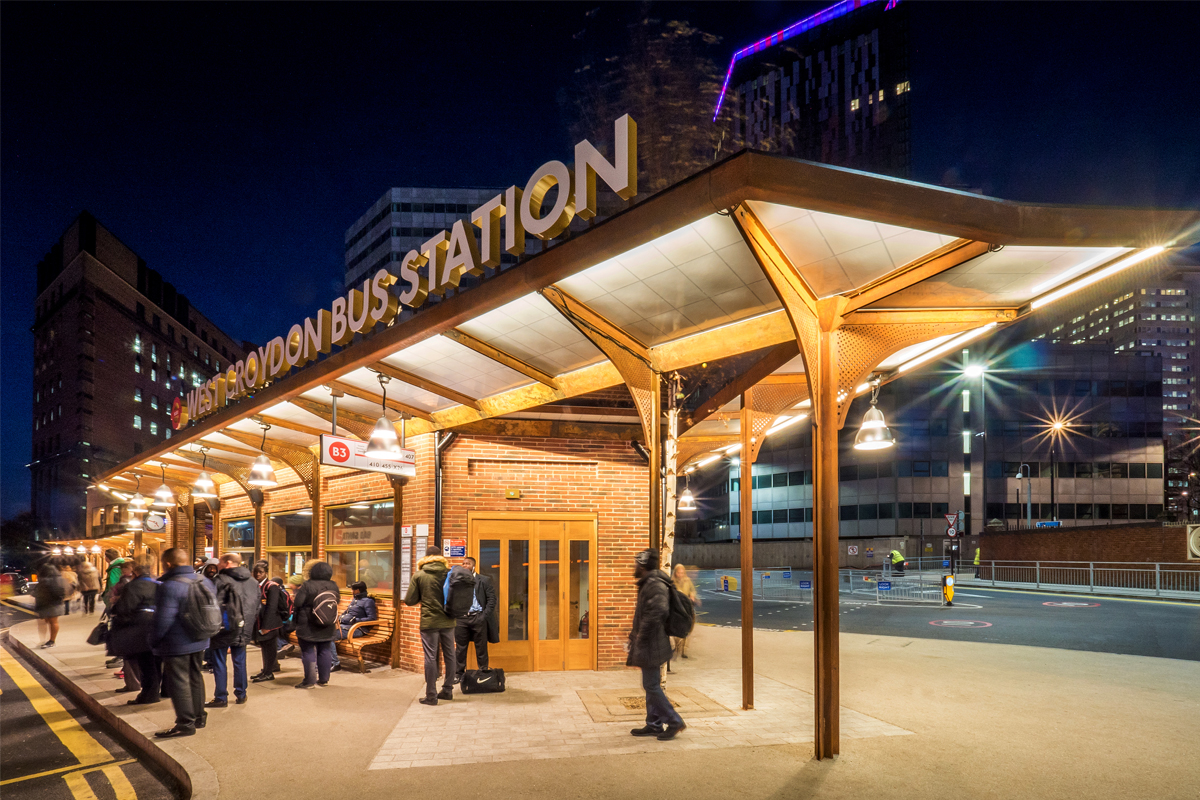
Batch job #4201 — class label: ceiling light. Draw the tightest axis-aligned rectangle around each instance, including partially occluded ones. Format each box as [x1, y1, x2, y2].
[248, 422, 278, 488]
[152, 465, 175, 508]
[365, 373, 402, 458]
[1030, 247, 1164, 310]
[678, 487, 696, 512]
[897, 324, 998, 374]
[192, 446, 217, 498]
[854, 384, 895, 451]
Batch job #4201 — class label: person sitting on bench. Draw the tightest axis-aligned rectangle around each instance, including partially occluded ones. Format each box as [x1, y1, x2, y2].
[331, 581, 377, 671]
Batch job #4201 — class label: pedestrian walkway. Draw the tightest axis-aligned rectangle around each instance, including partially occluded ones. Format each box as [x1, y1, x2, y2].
[369, 668, 907, 770]
[7, 607, 1198, 800]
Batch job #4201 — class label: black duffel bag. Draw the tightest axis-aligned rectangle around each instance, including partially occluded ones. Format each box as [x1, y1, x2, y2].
[86, 617, 110, 647]
[461, 668, 505, 694]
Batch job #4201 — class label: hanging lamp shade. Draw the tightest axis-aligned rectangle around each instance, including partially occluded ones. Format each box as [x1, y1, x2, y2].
[853, 404, 895, 450]
[52, 546, 62, 555]
[192, 471, 217, 499]
[127, 515, 143, 531]
[152, 482, 175, 508]
[129, 492, 148, 513]
[678, 487, 697, 512]
[364, 416, 401, 458]
[248, 454, 277, 487]
[91, 544, 102, 554]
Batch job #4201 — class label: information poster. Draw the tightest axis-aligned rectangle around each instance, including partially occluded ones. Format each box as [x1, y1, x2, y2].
[414, 524, 429, 571]
[399, 525, 413, 595]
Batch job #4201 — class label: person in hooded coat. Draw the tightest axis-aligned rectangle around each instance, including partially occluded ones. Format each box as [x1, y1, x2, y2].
[206, 553, 261, 707]
[109, 554, 161, 706]
[627, 549, 686, 741]
[404, 546, 456, 705]
[292, 559, 339, 688]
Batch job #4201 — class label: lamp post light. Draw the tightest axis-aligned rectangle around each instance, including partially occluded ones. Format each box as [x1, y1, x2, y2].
[1049, 420, 1069, 522]
[964, 363, 987, 533]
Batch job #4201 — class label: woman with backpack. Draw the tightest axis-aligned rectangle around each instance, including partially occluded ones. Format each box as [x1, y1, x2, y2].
[292, 559, 339, 689]
[250, 560, 292, 683]
[33, 563, 67, 648]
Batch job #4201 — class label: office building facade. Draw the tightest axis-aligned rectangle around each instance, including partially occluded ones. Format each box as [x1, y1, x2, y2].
[31, 212, 247, 538]
[691, 342, 1166, 543]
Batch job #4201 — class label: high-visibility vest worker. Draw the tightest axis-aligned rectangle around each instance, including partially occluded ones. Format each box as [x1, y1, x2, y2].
[974, 548, 981, 566]
[890, 550, 904, 565]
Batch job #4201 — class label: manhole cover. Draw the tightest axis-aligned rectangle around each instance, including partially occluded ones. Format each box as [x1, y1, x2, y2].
[618, 696, 681, 710]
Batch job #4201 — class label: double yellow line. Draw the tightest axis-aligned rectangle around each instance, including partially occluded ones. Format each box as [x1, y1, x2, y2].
[0, 647, 139, 799]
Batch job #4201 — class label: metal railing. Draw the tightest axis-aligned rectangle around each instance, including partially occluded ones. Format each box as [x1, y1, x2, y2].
[969, 561, 1200, 599]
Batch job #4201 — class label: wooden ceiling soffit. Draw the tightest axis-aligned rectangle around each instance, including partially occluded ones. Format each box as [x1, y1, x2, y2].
[841, 239, 992, 313]
[196, 438, 263, 460]
[652, 310, 795, 372]
[540, 285, 660, 448]
[219, 428, 318, 502]
[842, 309, 1017, 326]
[450, 417, 643, 442]
[279, 401, 374, 440]
[744, 382, 814, 463]
[677, 435, 740, 470]
[175, 450, 254, 496]
[368, 363, 481, 411]
[441, 329, 560, 390]
[680, 341, 801, 434]
[324, 378, 437, 421]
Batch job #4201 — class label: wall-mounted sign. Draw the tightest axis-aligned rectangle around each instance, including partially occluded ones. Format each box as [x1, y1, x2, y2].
[174, 115, 638, 429]
[328, 523, 393, 547]
[319, 433, 415, 477]
[443, 538, 466, 559]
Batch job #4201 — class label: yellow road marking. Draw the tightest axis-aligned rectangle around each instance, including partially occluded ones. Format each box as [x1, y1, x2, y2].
[64, 770, 100, 800]
[0, 647, 112, 767]
[965, 586, 1198, 607]
[102, 764, 139, 800]
[0, 759, 135, 786]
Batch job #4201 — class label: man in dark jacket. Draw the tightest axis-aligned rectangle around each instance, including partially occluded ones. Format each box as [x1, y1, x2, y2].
[331, 581, 377, 671]
[293, 560, 339, 688]
[109, 554, 161, 706]
[151, 548, 212, 738]
[449, 556, 497, 684]
[206, 553, 260, 707]
[250, 560, 291, 683]
[627, 549, 685, 741]
[404, 547, 456, 705]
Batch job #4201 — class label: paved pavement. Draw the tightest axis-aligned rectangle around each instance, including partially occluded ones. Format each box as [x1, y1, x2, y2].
[698, 583, 1200, 660]
[0, 641, 175, 800]
[6, 601, 1198, 799]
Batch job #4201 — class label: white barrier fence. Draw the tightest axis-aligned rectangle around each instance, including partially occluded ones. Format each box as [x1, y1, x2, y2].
[971, 561, 1200, 599]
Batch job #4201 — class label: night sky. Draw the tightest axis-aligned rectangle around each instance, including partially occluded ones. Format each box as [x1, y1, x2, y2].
[3, 2, 1198, 518]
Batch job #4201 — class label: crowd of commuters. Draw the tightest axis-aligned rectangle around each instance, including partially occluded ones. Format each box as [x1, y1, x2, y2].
[32, 542, 698, 743]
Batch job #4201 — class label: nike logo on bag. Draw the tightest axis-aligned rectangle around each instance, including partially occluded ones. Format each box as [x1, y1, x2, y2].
[477, 676, 491, 683]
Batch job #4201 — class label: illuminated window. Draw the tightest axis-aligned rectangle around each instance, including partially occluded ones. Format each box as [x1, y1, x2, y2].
[150, 422, 158, 436]
[850, 98, 860, 111]
[133, 415, 142, 430]
[133, 334, 142, 353]
[150, 395, 159, 410]
[151, 343, 157, 363]
[134, 358, 141, 374]
[134, 388, 142, 402]
[878, 90, 884, 101]
[150, 368, 157, 382]
[896, 81, 910, 95]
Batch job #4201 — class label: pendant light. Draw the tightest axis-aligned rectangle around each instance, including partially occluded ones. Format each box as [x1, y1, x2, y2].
[192, 446, 217, 499]
[854, 382, 895, 451]
[127, 513, 143, 531]
[152, 465, 175, 508]
[129, 476, 148, 515]
[365, 374, 402, 458]
[52, 546, 62, 555]
[90, 544, 102, 555]
[248, 422, 278, 488]
[678, 474, 697, 512]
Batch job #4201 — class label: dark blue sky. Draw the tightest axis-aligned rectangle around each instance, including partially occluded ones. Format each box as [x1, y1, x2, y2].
[3, 2, 1198, 518]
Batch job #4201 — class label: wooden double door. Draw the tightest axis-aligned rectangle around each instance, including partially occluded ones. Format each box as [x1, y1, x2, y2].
[468, 513, 597, 672]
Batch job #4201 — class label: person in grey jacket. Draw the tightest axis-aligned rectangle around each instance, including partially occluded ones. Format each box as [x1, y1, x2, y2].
[206, 553, 261, 708]
[150, 548, 211, 738]
[627, 549, 686, 741]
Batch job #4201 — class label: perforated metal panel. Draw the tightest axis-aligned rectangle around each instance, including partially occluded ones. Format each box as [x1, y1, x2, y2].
[176, 450, 254, 495]
[746, 381, 811, 463]
[219, 429, 318, 501]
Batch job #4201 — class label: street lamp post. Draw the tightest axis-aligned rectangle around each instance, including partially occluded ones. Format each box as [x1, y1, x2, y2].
[1050, 421, 1066, 522]
[965, 364, 987, 533]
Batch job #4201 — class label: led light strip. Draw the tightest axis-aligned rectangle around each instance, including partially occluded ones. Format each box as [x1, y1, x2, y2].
[897, 323, 997, 373]
[1030, 247, 1164, 310]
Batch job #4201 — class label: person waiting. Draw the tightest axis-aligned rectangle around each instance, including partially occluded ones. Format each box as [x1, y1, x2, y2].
[331, 581, 377, 671]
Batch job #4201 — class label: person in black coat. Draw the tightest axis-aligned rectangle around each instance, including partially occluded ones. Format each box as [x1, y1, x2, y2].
[331, 581, 378, 672]
[109, 554, 161, 705]
[206, 553, 261, 707]
[451, 557, 498, 683]
[292, 559, 339, 688]
[250, 560, 291, 683]
[627, 549, 686, 741]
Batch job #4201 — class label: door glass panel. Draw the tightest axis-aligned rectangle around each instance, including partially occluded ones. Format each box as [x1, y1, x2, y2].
[539, 540, 560, 640]
[507, 540, 529, 641]
[479, 540, 501, 592]
[569, 541, 590, 639]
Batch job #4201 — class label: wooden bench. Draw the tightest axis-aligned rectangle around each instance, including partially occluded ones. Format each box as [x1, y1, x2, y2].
[285, 598, 396, 673]
[337, 613, 394, 673]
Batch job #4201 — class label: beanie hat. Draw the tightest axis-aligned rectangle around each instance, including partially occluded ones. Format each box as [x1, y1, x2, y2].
[635, 549, 660, 570]
[287, 574, 304, 586]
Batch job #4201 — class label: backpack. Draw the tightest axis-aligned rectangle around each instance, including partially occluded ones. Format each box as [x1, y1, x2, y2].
[178, 577, 223, 640]
[218, 581, 246, 636]
[309, 589, 339, 627]
[665, 578, 696, 639]
[445, 566, 477, 618]
[265, 581, 294, 622]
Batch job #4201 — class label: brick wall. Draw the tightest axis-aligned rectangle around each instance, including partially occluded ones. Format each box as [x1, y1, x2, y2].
[202, 431, 648, 672]
[982, 523, 1197, 564]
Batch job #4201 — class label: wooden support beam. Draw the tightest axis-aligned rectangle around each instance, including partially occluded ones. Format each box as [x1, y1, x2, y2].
[813, 329, 840, 759]
[257, 412, 335, 440]
[541, 286, 650, 360]
[842, 308, 1017, 326]
[442, 329, 560, 389]
[842, 239, 992, 313]
[320, 381, 436, 422]
[681, 341, 801, 433]
[198, 438, 263, 460]
[731, 205, 820, 318]
[369, 362, 481, 410]
[739, 391, 754, 711]
[448, 417, 643, 442]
